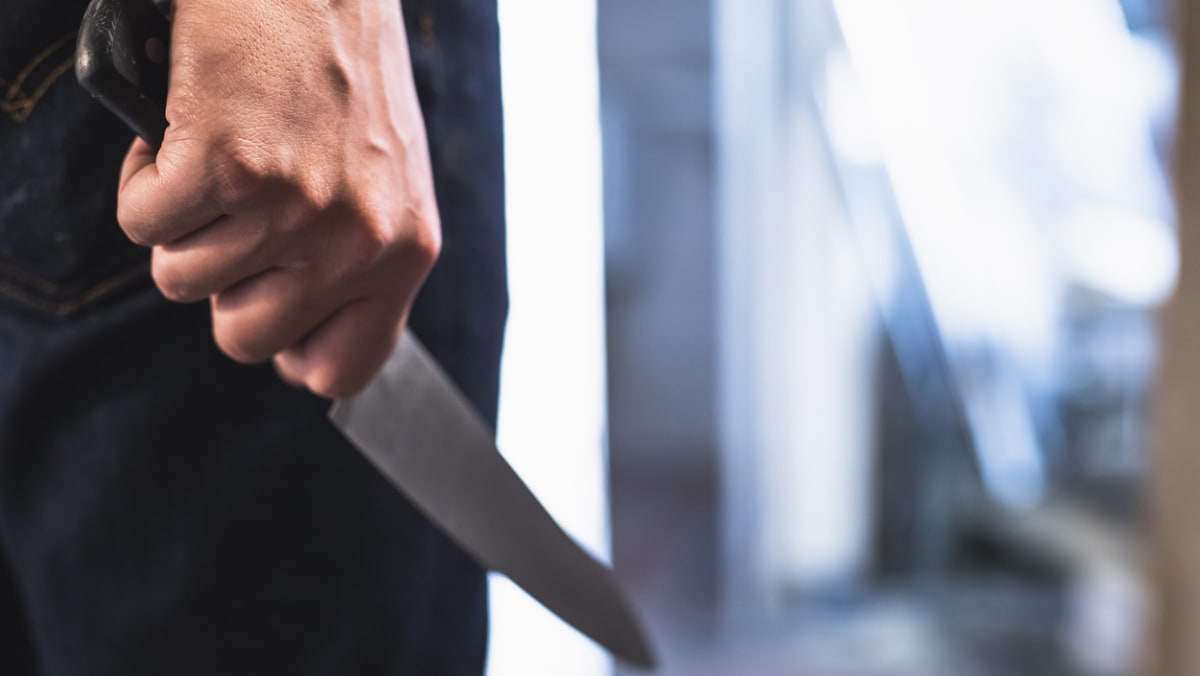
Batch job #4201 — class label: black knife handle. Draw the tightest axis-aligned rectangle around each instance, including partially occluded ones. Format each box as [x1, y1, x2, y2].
[76, 0, 171, 150]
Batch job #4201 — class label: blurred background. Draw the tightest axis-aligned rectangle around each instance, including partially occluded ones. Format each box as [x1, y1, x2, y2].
[602, 0, 1176, 674]
[489, 0, 1181, 674]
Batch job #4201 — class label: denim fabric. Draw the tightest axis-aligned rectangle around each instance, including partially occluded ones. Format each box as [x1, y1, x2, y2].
[0, 0, 147, 314]
[0, 0, 508, 673]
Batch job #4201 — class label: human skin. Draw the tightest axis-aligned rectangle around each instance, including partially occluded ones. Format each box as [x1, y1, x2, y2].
[116, 0, 440, 399]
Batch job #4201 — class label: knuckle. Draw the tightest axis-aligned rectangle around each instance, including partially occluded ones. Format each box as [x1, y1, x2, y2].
[396, 199, 442, 272]
[153, 273, 190, 304]
[355, 215, 393, 266]
[327, 206, 391, 279]
[150, 255, 198, 303]
[342, 201, 441, 280]
[410, 212, 442, 270]
[292, 171, 331, 215]
[211, 143, 276, 207]
[116, 201, 153, 247]
[212, 318, 267, 365]
[272, 353, 305, 388]
[305, 366, 362, 400]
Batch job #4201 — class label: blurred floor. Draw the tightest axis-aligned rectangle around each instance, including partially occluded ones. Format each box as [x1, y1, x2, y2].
[611, 469, 1103, 676]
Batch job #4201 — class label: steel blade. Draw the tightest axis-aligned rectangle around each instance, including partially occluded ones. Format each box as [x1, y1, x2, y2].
[330, 333, 655, 669]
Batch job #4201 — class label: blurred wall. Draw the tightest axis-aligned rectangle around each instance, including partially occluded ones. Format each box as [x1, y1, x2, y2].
[1151, 3, 1200, 673]
[489, 1, 610, 673]
[598, 0, 716, 477]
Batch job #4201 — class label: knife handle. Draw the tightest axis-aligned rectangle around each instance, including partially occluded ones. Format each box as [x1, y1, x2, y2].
[76, 0, 171, 150]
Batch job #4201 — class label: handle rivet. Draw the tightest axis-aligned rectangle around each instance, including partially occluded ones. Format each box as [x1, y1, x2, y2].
[145, 37, 166, 64]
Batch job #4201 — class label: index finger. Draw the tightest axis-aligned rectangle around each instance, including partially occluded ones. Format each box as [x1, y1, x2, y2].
[117, 136, 224, 246]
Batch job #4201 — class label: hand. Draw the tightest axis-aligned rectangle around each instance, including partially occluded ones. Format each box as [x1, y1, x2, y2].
[116, 0, 440, 399]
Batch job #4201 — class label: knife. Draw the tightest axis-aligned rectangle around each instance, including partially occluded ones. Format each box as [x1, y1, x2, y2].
[74, 0, 656, 668]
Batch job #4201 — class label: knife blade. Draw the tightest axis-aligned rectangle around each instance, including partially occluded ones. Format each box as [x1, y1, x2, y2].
[74, 0, 655, 668]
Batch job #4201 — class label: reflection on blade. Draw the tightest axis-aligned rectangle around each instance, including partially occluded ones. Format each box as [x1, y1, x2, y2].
[329, 332, 656, 669]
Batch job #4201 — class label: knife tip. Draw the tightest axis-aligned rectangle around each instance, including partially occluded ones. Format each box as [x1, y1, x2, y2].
[607, 600, 658, 671]
[619, 634, 659, 671]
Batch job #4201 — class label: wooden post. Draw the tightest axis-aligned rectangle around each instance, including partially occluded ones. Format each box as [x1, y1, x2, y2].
[1149, 4, 1200, 674]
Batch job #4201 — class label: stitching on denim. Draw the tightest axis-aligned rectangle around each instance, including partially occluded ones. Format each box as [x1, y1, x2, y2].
[0, 259, 57, 294]
[0, 262, 150, 316]
[0, 254, 144, 296]
[1, 33, 76, 123]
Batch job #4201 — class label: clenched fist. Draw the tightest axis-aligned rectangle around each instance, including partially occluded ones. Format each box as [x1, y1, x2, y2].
[116, 0, 440, 399]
